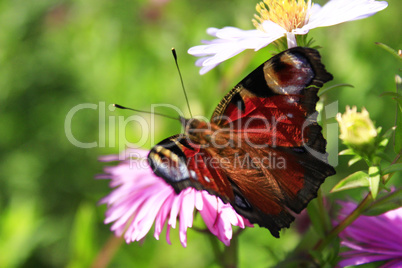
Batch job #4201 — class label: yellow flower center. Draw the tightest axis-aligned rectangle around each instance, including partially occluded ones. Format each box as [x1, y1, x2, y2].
[253, 0, 311, 32]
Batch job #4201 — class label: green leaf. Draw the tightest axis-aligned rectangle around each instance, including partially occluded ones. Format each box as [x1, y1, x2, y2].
[375, 42, 402, 61]
[380, 92, 401, 98]
[364, 188, 402, 216]
[0, 199, 40, 267]
[382, 163, 402, 175]
[348, 155, 362, 166]
[368, 166, 381, 199]
[67, 203, 96, 268]
[331, 171, 369, 192]
[307, 199, 326, 238]
[375, 151, 394, 163]
[382, 126, 396, 140]
[376, 126, 383, 136]
[379, 137, 390, 148]
[339, 149, 355, 156]
[307, 191, 331, 239]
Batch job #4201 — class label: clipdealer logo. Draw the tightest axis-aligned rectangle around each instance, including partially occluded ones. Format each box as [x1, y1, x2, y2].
[64, 101, 339, 166]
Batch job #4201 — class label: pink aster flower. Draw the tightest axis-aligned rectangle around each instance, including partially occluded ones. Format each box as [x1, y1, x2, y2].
[98, 149, 252, 247]
[188, 0, 388, 74]
[336, 201, 402, 267]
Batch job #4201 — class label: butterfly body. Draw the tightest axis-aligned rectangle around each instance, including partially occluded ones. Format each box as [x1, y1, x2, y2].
[148, 47, 336, 237]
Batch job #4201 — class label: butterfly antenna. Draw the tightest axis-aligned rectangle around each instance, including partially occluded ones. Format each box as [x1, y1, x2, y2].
[172, 48, 193, 118]
[113, 104, 180, 121]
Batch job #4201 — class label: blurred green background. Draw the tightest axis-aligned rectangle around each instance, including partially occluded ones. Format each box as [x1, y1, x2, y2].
[0, 0, 400, 267]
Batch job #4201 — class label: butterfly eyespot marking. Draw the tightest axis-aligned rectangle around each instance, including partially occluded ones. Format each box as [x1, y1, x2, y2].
[234, 193, 252, 211]
[287, 113, 294, 118]
[204, 176, 211, 183]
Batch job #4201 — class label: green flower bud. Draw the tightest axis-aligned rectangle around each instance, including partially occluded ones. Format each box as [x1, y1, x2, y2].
[336, 106, 377, 148]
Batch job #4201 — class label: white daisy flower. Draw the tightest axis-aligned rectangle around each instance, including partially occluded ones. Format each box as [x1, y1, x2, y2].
[188, 0, 388, 74]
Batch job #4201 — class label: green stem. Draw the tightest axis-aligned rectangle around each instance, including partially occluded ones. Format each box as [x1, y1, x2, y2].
[316, 189, 331, 233]
[207, 234, 222, 266]
[91, 235, 123, 268]
[313, 193, 373, 252]
[207, 229, 240, 268]
[221, 233, 239, 268]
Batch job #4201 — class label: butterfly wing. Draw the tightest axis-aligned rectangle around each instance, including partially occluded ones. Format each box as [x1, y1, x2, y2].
[207, 47, 335, 235]
[148, 47, 335, 237]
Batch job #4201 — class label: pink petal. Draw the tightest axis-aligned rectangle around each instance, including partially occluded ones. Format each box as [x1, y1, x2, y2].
[179, 189, 196, 247]
[338, 254, 396, 267]
[168, 191, 183, 229]
[154, 194, 174, 240]
[336, 201, 402, 267]
[165, 224, 172, 245]
[99, 149, 253, 247]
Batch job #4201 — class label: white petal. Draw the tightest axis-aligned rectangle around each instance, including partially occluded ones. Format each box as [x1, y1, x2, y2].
[302, 0, 388, 31]
[215, 27, 267, 39]
[260, 20, 287, 36]
[202, 46, 246, 66]
[188, 23, 286, 74]
[293, 3, 321, 35]
[307, 3, 322, 17]
[188, 41, 236, 57]
[195, 57, 222, 74]
[199, 64, 219, 75]
[201, 35, 278, 66]
[254, 21, 287, 50]
[206, 27, 219, 36]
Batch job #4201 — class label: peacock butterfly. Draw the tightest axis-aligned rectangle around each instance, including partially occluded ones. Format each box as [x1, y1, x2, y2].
[147, 47, 336, 238]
